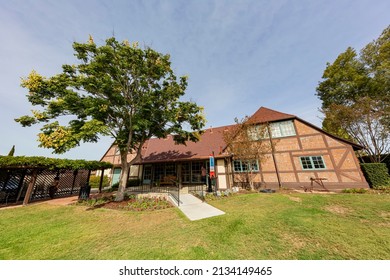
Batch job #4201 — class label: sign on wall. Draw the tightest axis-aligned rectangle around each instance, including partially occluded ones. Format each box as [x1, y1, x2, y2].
[209, 154, 215, 177]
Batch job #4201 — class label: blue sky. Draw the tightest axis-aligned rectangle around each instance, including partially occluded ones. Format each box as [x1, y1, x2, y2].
[0, 0, 389, 160]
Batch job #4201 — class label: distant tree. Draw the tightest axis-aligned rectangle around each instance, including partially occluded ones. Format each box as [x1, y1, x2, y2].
[317, 25, 390, 162]
[16, 36, 206, 201]
[7, 145, 15, 156]
[223, 117, 272, 190]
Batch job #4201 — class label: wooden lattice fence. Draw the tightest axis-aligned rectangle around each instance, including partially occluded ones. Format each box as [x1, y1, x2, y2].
[0, 168, 90, 205]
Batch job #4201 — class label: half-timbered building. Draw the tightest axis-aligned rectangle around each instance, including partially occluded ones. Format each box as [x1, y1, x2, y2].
[100, 107, 369, 191]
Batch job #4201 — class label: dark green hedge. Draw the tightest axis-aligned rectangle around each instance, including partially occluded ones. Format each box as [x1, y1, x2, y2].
[0, 156, 112, 170]
[360, 163, 390, 189]
[359, 155, 390, 174]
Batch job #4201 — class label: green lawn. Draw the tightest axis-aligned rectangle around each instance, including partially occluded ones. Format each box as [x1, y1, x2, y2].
[0, 193, 389, 260]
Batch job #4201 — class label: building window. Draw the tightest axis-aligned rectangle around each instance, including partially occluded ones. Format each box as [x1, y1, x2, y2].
[153, 164, 165, 181]
[233, 160, 259, 172]
[248, 120, 296, 140]
[300, 156, 326, 170]
[191, 162, 203, 183]
[142, 165, 152, 184]
[270, 120, 296, 138]
[181, 161, 207, 183]
[182, 162, 191, 183]
[165, 163, 176, 176]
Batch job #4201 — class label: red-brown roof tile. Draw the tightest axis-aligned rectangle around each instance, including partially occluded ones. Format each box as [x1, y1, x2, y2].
[139, 107, 297, 163]
[140, 125, 234, 163]
[248, 106, 295, 123]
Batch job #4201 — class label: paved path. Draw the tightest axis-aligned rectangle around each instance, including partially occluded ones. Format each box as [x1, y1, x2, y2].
[178, 194, 225, 221]
[0, 195, 79, 210]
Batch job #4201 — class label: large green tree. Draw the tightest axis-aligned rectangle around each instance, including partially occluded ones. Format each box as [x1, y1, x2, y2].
[16, 36, 206, 201]
[317, 26, 390, 162]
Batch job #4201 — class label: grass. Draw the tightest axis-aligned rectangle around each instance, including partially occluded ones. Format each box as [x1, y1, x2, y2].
[0, 192, 389, 260]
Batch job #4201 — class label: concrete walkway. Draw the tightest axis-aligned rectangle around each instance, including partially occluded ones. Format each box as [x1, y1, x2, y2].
[177, 194, 225, 221]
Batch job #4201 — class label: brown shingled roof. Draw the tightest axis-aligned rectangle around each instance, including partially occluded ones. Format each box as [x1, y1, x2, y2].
[139, 125, 234, 164]
[248, 106, 296, 123]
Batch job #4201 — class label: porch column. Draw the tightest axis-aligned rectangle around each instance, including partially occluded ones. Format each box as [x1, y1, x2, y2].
[177, 163, 182, 190]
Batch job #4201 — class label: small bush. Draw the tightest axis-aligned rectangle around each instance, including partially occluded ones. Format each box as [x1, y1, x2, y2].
[111, 182, 119, 191]
[89, 175, 110, 189]
[77, 196, 113, 207]
[202, 190, 235, 200]
[127, 178, 141, 187]
[361, 163, 390, 189]
[341, 188, 368, 194]
[125, 196, 172, 211]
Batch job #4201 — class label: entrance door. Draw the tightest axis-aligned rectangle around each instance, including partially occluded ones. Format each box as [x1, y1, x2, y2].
[111, 168, 121, 186]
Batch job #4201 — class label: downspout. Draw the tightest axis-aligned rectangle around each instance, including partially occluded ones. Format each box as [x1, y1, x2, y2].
[267, 125, 282, 189]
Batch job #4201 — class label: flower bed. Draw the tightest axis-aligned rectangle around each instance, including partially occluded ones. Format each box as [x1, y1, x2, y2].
[76, 193, 173, 211]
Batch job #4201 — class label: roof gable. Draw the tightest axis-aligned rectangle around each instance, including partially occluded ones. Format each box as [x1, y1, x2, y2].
[248, 107, 295, 124]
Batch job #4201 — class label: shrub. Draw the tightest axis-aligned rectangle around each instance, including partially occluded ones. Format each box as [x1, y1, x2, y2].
[77, 196, 113, 207]
[341, 188, 368, 194]
[127, 178, 141, 187]
[110, 182, 119, 191]
[125, 196, 172, 211]
[361, 163, 390, 189]
[89, 175, 110, 189]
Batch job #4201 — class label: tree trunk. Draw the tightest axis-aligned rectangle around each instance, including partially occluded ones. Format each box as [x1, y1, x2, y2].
[115, 150, 129, 201]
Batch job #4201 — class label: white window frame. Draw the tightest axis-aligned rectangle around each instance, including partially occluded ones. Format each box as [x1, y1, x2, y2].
[270, 120, 296, 138]
[247, 120, 296, 140]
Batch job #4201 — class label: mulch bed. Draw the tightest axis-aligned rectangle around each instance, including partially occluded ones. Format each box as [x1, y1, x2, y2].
[79, 192, 174, 211]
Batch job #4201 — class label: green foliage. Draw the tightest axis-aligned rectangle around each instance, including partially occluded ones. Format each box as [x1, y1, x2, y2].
[106, 178, 141, 191]
[317, 25, 390, 161]
[0, 156, 112, 170]
[77, 196, 114, 207]
[127, 178, 141, 187]
[201, 190, 235, 200]
[341, 188, 368, 194]
[89, 175, 110, 189]
[17, 36, 205, 154]
[110, 182, 119, 191]
[7, 145, 15, 156]
[75, 194, 172, 211]
[16, 36, 206, 200]
[360, 163, 390, 189]
[125, 196, 172, 211]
